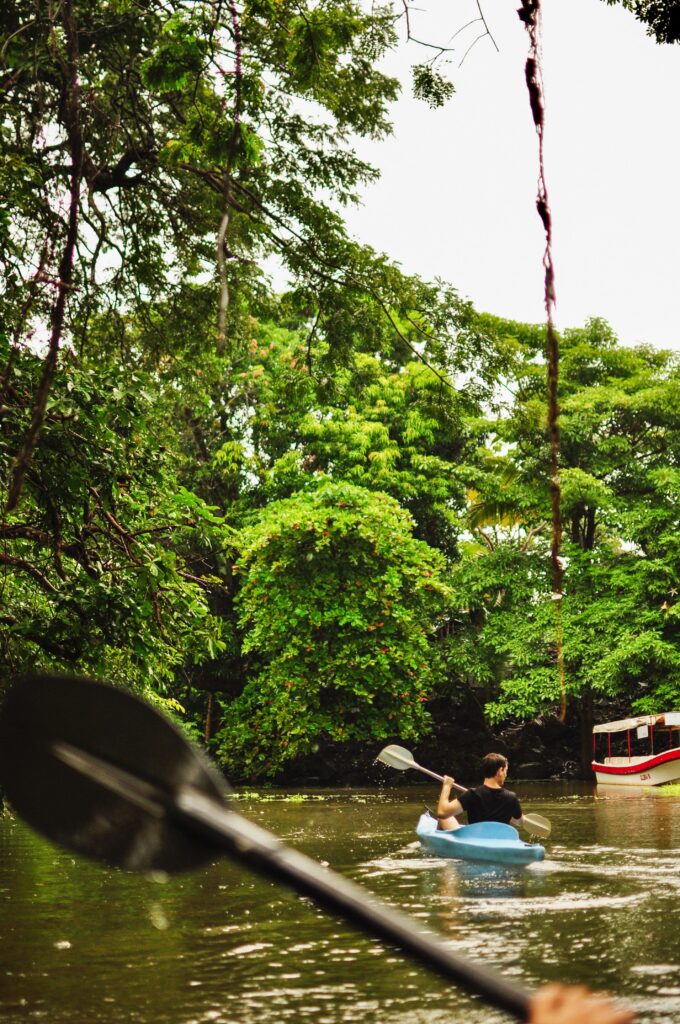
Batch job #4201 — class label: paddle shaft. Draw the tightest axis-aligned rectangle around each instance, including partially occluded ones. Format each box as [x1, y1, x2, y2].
[173, 786, 530, 1020]
[387, 750, 469, 795]
[50, 741, 529, 1019]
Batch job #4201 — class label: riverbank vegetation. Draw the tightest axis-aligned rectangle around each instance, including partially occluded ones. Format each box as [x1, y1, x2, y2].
[2, 0, 679, 782]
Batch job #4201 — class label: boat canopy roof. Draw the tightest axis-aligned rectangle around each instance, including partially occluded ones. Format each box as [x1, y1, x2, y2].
[593, 712, 680, 734]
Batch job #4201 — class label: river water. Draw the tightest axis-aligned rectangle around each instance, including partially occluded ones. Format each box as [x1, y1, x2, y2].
[2, 782, 680, 1024]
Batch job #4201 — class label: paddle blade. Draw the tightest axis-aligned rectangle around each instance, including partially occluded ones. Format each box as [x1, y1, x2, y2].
[523, 813, 551, 839]
[376, 744, 415, 771]
[0, 674, 229, 873]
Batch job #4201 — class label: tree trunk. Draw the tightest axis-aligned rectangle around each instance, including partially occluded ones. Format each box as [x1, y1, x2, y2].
[7, 0, 83, 510]
[584, 507, 596, 550]
[578, 689, 594, 778]
[204, 692, 214, 742]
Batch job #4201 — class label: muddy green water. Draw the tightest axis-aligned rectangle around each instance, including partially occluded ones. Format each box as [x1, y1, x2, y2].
[2, 782, 680, 1024]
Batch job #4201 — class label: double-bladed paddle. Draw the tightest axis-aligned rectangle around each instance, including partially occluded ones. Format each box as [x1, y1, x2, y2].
[376, 744, 552, 839]
[0, 674, 530, 1019]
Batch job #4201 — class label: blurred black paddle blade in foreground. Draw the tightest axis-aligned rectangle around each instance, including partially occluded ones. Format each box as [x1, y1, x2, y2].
[0, 673, 228, 872]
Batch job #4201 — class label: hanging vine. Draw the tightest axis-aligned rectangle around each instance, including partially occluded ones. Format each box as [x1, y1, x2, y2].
[517, 0, 567, 721]
[215, 0, 243, 354]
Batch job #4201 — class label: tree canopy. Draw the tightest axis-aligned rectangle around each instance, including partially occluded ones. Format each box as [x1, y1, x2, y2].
[217, 481, 450, 775]
[2, 0, 679, 781]
[603, 0, 680, 44]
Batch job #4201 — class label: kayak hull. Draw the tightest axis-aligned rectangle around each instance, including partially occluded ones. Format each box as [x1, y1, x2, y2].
[416, 812, 545, 865]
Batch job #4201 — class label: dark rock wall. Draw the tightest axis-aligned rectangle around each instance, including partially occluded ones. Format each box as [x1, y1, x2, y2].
[265, 695, 586, 787]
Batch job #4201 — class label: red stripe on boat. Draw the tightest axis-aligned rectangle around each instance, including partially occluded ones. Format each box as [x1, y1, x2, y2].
[592, 748, 680, 775]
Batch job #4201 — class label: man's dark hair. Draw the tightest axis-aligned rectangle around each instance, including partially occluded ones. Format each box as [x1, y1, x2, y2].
[481, 752, 508, 778]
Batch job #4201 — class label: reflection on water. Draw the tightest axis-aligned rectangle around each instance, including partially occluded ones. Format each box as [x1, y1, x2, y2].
[594, 786, 679, 851]
[2, 782, 680, 1024]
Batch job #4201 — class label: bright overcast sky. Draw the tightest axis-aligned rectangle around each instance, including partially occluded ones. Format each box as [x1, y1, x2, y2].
[343, 0, 680, 351]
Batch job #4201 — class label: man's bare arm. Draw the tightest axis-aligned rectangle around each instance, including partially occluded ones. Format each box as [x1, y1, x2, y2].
[437, 775, 463, 819]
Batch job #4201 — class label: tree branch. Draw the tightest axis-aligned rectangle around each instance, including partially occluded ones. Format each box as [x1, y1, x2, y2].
[0, 552, 59, 593]
[7, 0, 84, 511]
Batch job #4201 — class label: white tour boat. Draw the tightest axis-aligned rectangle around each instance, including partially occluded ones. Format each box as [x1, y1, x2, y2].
[592, 712, 680, 786]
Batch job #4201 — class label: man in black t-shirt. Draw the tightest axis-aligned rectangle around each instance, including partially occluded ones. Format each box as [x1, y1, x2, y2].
[435, 752, 524, 832]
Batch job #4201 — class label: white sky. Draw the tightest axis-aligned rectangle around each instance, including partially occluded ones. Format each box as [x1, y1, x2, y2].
[343, 0, 680, 351]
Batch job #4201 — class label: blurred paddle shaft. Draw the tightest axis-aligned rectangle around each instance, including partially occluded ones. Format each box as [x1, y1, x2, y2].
[52, 738, 529, 1019]
[174, 786, 530, 1019]
[0, 674, 531, 1020]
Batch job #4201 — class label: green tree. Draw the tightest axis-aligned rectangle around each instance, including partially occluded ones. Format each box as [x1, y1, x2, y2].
[214, 481, 450, 777]
[2, 0, 475, 508]
[166, 313, 486, 751]
[603, 0, 680, 44]
[2, 0, 474, 742]
[442, 318, 680, 772]
[192, 316, 482, 542]
[0, 338, 231, 701]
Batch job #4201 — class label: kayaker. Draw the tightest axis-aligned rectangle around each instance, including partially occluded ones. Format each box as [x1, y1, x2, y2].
[436, 752, 523, 831]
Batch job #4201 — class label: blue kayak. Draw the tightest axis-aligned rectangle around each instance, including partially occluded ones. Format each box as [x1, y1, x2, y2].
[416, 812, 545, 865]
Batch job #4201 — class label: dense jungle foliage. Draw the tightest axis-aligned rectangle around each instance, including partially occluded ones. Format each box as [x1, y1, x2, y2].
[1, 0, 679, 781]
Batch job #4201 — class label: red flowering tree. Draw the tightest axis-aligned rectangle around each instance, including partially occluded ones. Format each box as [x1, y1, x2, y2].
[214, 482, 450, 776]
